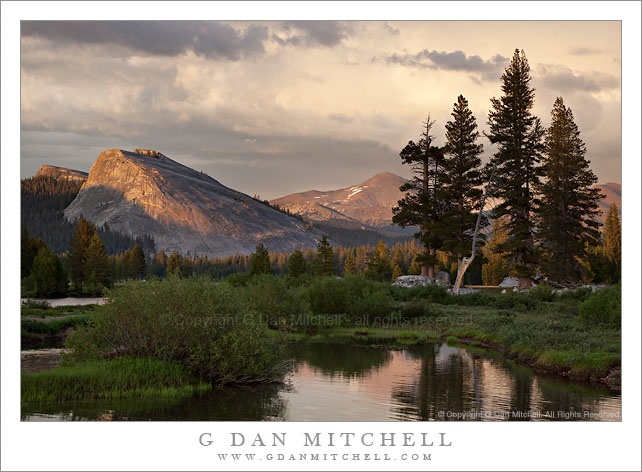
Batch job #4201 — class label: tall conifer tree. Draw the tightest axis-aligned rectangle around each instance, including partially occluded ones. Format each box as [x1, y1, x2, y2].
[486, 49, 545, 287]
[84, 233, 109, 286]
[68, 217, 97, 287]
[315, 235, 335, 276]
[393, 116, 445, 278]
[288, 250, 307, 277]
[250, 244, 272, 275]
[441, 95, 487, 263]
[537, 97, 604, 281]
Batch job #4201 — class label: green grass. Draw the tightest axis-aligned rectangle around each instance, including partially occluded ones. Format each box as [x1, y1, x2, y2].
[21, 357, 211, 404]
[21, 314, 91, 335]
[287, 326, 441, 346]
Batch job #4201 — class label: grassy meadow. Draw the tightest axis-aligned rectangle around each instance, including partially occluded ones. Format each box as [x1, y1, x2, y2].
[21, 275, 621, 405]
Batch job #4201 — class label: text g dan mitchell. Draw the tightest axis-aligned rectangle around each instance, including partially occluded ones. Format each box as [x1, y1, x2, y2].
[199, 432, 453, 448]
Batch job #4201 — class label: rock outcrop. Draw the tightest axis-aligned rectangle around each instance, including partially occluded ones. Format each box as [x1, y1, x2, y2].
[34, 164, 88, 182]
[393, 275, 436, 287]
[64, 149, 322, 257]
[498, 277, 519, 288]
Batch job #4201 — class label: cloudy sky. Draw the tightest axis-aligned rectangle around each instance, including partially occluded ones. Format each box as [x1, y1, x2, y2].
[20, 21, 621, 199]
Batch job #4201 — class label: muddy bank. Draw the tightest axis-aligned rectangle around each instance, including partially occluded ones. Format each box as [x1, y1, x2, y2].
[21, 349, 68, 373]
[21, 297, 106, 307]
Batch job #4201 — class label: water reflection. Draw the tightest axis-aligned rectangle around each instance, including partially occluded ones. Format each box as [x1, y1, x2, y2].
[22, 343, 621, 421]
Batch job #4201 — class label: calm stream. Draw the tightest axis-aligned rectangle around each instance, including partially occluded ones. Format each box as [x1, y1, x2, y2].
[22, 343, 621, 421]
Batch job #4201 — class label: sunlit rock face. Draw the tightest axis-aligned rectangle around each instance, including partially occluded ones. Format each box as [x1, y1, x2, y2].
[64, 149, 322, 257]
[271, 172, 408, 228]
[34, 165, 88, 183]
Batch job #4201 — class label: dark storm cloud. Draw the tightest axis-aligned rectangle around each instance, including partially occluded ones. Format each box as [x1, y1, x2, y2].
[21, 21, 268, 60]
[538, 65, 619, 93]
[273, 21, 352, 47]
[380, 49, 508, 81]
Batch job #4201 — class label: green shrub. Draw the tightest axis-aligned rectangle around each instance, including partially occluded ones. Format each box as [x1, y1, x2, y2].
[302, 276, 395, 320]
[65, 277, 288, 384]
[529, 284, 554, 302]
[246, 274, 310, 325]
[579, 284, 621, 328]
[399, 299, 435, 318]
[393, 284, 449, 303]
[557, 287, 593, 302]
[225, 272, 252, 287]
[305, 277, 351, 314]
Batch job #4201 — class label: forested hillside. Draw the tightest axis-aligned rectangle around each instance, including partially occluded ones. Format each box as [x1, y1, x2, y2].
[21, 176, 154, 254]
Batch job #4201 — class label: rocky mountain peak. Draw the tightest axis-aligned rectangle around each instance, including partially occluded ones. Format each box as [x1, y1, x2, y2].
[64, 149, 322, 257]
[34, 164, 88, 182]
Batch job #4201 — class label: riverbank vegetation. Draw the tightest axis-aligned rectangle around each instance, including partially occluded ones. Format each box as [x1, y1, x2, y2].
[22, 357, 210, 403]
[21, 275, 621, 405]
[21, 302, 99, 349]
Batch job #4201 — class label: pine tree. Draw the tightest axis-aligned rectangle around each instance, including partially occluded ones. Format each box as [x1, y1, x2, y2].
[603, 204, 621, 264]
[537, 97, 604, 282]
[391, 263, 404, 281]
[84, 233, 109, 287]
[31, 245, 68, 296]
[441, 95, 487, 263]
[365, 240, 392, 281]
[602, 204, 621, 282]
[486, 49, 545, 288]
[408, 259, 422, 275]
[481, 217, 511, 285]
[343, 251, 356, 275]
[288, 250, 307, 277]
[167, 252, 181, 275]
[179, 256, 194, 278]
[130, 244, 146, 279]
[68, 217, 97, 287]
[21, 226, 46, 279]
[391, 244, 406, 273]
[315, 235, 335, 276]
[250, 244, 272, 275]
[393, 116, 446, 277]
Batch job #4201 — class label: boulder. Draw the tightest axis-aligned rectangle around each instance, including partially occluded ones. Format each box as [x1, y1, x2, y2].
[393, 275, 436, 288]
[435, 271, 451, 286]
[499, 276, 519, 288]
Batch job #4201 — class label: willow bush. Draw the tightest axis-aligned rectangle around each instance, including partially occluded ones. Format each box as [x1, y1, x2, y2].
[65, 277, 288, 384]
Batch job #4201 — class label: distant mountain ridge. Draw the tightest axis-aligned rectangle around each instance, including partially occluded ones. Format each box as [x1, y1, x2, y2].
[63, 149, 322, 257]
[595, 182, 621, 224]
[271, 172, 408, 228]
[272, 172, 621, 233]
[34, 164, 88, 182]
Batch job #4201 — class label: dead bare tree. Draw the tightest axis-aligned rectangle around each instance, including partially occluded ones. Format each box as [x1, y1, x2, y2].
[453, 163, 498, 294]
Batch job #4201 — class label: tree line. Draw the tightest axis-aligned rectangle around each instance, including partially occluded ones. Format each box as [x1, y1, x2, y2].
[392, 49, 618, 287]
[21, 175, 155, 254]
[22, 210, 619, 298]
[22, 217, 148, 296]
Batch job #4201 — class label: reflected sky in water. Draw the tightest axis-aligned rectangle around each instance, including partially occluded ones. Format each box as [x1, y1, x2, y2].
[23, 343, 621, 421]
